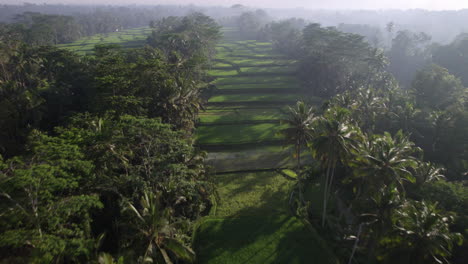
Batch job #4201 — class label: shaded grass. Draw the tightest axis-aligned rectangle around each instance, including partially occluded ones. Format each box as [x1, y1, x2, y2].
[205, 145, 301, 172]
[303, 181, 334, 217]
[57, 27, 151, 54]
[208, 93, 304, 103]
[198, 108, 285, 123]
[196, 123, 286, 144]
[194, 215, 338, 264]
[193, 33, 338, 264]
[206, 105, 289, 110]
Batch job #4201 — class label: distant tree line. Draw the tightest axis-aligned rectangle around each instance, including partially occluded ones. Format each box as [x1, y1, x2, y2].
[0, 5, 218, 45]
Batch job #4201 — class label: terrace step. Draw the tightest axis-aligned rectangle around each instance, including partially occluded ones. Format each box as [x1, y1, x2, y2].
[206, 105, 286, 110]
[214, 88, 305, 94]
[197, 139, 284, 151]
[197, 119, 280, 126]
[215, 83, 302, 90]
[213, 61, 294, 68]
[206, 153, 312, 173]
[214, 76, 298, 85]
[238, 72, 296, 77]
[230, 55, 286, 60]
[207, 101, 298, 107]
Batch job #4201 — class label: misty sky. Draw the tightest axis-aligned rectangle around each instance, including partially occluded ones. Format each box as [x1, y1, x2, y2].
[2, 0, 468, 10]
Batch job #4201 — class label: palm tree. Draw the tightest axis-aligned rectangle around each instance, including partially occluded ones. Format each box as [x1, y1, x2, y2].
[348, 186, 401, 264]
[309, 106, 360, 227]
[413, 161, 445, 185]
[359, 185, 403, 263]
[385, 200, 463, 264]
[351, 130, 420, 194]
[364, 48, 389, 87]
[280, 101, 316, 170]
[349, 131, 421, 261]
[125, 191, 195, 264]
[279, 101, 316, 204]
[98, 253, 124, 264]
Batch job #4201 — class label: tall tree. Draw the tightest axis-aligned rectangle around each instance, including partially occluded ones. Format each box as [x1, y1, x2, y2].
[0, 131, 102, 263]
[124, 191, 195, 263]
[412, 64, 464, 110]
[309, 107, 360, 226]
[381, 200, 463, 264]
[280, 101, 316, 203]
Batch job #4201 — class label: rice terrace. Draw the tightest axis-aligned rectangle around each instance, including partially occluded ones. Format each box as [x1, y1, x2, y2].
[193, 28, 335, 264]
[53, 25, 334, 263]
[57, 27, 152, 55]
[1, 3, 467, 264]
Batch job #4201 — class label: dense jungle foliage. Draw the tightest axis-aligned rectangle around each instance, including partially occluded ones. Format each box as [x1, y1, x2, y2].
[0, 4, 467, 264]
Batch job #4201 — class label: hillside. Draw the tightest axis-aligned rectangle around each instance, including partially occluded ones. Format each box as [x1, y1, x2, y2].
[193, 28, 337, 264]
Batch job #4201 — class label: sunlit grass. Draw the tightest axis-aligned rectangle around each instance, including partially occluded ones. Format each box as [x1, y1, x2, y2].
[216, 82, 301, 89]
[57, 27, 150, 54]
[212, 62, 235, 68]
[281, 169, 298, 179]
[211, 171, 293, 217]
[214, 75, 298, 85]
[208, 69, 239, 77]
[224, 58, 296, 67]
[240, 66, 297, 74]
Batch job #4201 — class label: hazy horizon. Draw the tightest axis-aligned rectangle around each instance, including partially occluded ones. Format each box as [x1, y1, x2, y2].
[2, 0, 468, 11]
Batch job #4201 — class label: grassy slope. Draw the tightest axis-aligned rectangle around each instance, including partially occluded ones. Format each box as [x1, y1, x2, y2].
[198, 108, 285, 123]
[223, 58, 296, 67]
[195, 215, 337, 264]
[208, 93, 303, 103]
[214, 75, 298, 85]
[196, 123, 285, 144]
[194, 30, 335, 264]
[211, 171, 292, 217]
[205, 146, 300, 172]
[57, 27, 152, 55]
[216, 82, 301, 89]
[195, 172, 337, 264]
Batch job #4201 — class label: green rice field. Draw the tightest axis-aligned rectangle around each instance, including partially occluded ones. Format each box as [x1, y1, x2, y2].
[214, 75, 298, 85]
[196, 123, 285, 145]
[57, 27, 152, 55]
[193, 27, 332, 264]
[215, 82, 301, 89]
[198, 108, 285, 123]
[194, 215, 338, 264]
[208, 93, 304, 103]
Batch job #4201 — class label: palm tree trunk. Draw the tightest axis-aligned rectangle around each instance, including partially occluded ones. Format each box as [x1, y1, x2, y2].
[322, 159, 332, 227]
[297, 143, 301, 170]
[327, 161, 336, 205]
[366, 224, 381, 263]
[348, 223, 364, 264]
[297, 143, 304, 204]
